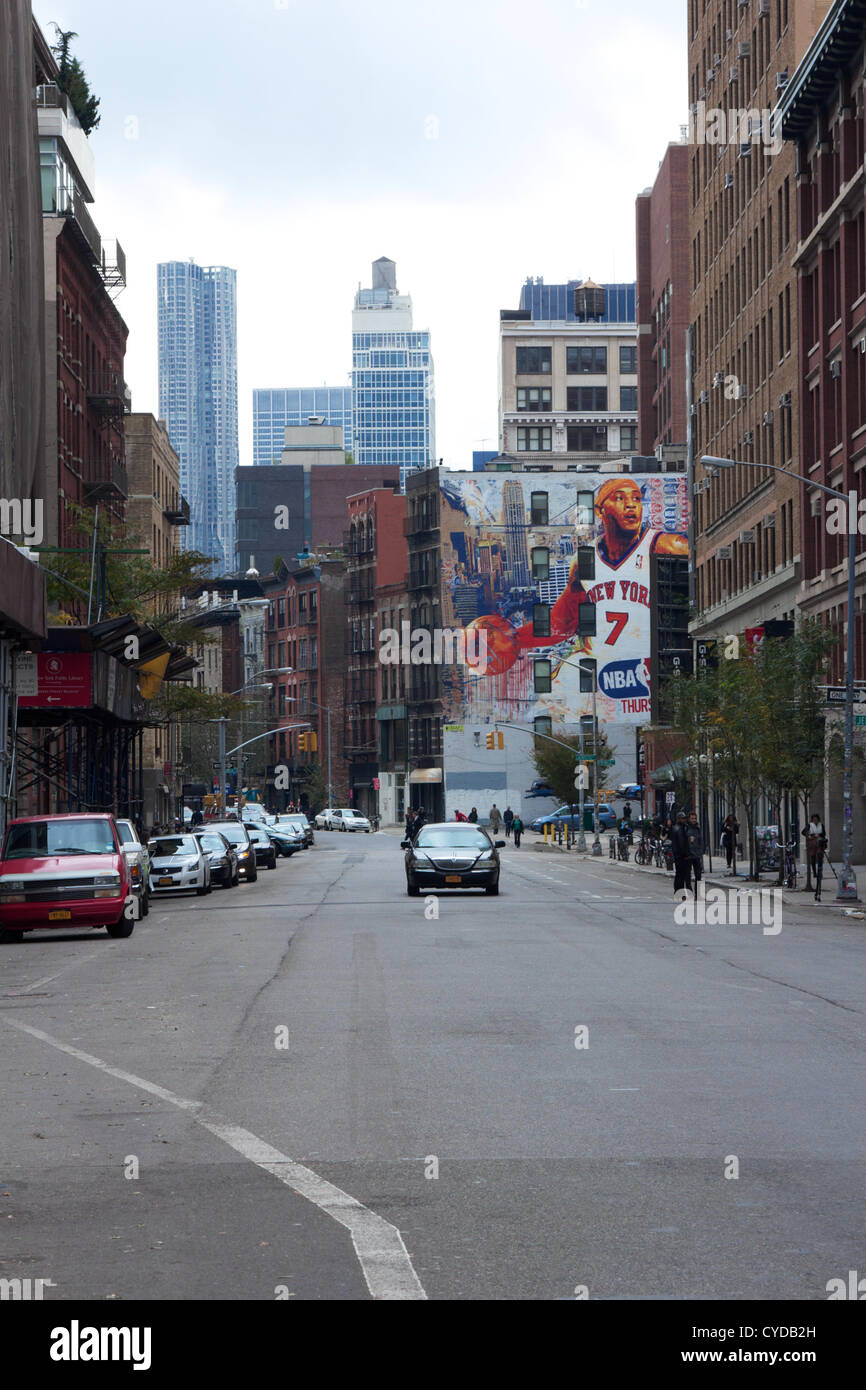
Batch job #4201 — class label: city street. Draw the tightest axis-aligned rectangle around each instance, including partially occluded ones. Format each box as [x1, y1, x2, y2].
[1, 833, 863, 1301]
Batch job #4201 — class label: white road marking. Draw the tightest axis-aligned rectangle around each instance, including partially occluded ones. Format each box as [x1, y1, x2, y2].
[1, 1014, 426, 1301]
[2, 946, 107, 997]
[610, 1087, 640, 1092]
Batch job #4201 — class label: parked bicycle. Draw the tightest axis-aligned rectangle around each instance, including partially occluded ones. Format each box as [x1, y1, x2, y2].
[616, 832, 630, 862]
[783, 838, 799, 889]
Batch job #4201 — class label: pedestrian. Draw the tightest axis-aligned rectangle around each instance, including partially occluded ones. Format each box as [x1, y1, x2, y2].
[405, 807, 414, 839]
[489, 804, 502, 833]
[468, 807, 478, 823]
[802, 811, 827, 901]
[503, 806, 514, 838]
[671, 812, 692, 897]
[623, 800, 632, 822]
[455, 809, 467, 822]
[686, 810, 704, 898]
[720, 813, 739, 875]
[512, 814, 523, 848]
[191, 807, 203, 828]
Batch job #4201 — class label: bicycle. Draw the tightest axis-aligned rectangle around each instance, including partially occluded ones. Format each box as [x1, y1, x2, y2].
[616, 834, 630, 862]
[651, 838, 665, 868]
[783, 839, 799, 889]
[634, 839, 649, 866]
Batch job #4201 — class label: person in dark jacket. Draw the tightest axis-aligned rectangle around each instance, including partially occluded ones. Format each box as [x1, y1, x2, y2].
[671, 812, 692, 895]
[802, 812, 827, 901]
[686, 811, 704, 897]
[468, 807, 478, 823]
[503, 806, 514, 838]
[512, 814, 524, 848]
[720, 813, 739, 875]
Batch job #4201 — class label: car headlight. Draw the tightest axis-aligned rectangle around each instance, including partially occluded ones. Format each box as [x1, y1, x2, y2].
[212, 855, 227, 865]
[93, 874, 121, 887]
[0, 880, 25, 893]
[185, 858, 200, 869]
[477, 850, 494, 861]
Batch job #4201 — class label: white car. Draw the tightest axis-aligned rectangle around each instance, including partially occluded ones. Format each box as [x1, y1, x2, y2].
[327, 808, 372, 833]
[114, 819, 150, 916]
[148, 833, 212, 896]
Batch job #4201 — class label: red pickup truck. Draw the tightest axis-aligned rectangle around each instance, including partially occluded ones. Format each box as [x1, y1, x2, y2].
[0, 813, 135, 944]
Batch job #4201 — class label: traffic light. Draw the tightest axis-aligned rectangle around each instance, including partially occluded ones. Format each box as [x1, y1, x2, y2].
[310, 732, 318, 753]
[298, 733, 308, 753]
[485, 731, 504, 750]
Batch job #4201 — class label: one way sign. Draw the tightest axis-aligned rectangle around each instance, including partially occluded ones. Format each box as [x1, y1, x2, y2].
[824, 687, 866, 705]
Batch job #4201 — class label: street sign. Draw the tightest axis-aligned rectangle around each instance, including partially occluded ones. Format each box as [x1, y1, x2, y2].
[855, 715, 866, 728]
[824, 687, 866, 705]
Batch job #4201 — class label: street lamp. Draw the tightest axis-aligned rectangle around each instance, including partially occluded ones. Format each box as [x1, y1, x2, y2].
[213, 682, 273, 814]
[702, 455, 858, 901]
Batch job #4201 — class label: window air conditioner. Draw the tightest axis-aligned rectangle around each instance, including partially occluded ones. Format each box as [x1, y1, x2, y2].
[739, 530, 756, 544]
[718, 546, 732, 560]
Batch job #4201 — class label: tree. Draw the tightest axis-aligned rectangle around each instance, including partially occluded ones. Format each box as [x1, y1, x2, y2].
[50, 26, 101, 134]
[531, 723, 613, 812]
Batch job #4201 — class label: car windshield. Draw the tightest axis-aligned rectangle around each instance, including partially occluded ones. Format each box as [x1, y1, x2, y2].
[3, 819, 116, 859]
[248, 828, 266, 842]
[149, 836, 199, 857]
[115, 823, 136, 845]
[342, 810, 363, 819]
[199, 835, 227, 853]
[279, 815, 307, 826]
[414, 827, 491, 850]
[211, 824, 247, 844]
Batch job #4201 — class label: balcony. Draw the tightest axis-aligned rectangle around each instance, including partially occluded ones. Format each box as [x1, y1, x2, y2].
[345, 583, 376, 605]
[87, 371, 129, 419]
[83, 458, 128, 503]
[408, 566, 437, 592]
[164, 495, 191, 526]
[55, 184, 102, 264]
[404, 511, 439, 537]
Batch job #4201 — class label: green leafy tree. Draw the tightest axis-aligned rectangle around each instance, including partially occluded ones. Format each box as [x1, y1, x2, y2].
[531, 723, 613, 812]
[51, 26, 101, 134]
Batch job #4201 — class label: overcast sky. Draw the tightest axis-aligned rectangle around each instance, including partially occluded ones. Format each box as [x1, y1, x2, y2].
[35, 0, 687, 469]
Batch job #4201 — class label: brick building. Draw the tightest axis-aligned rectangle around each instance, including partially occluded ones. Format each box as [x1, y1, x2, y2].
[779, 0, 866, 855]
[263, 561, 348, 813]
[344, 487, 407, 820]
[636, 142, 691, 454]
[688, 0, 831, 646]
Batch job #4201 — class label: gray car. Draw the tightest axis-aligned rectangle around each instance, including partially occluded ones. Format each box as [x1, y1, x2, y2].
[402, 822, 505, 897]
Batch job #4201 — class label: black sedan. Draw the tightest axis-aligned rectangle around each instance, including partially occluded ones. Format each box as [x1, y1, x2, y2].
[246, 824, 277, 870]
[402, 822, 505, 897]
[194, 829, 239, 888]
[264, 824, 303, 857]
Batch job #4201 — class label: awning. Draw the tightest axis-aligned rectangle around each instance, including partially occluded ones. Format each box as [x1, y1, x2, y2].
[409, 768, 443, 784]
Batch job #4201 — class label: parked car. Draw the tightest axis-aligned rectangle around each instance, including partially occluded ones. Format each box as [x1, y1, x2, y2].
[321, 808, 371, 833]
[246, 824, 277, 870]
[206, 820, 258, 881]
[194, 829, 239, 888]
[265, 824, 304, 857]
[402, 822, 505, 896]
[148, 834, 212, 896]
[114, 818, 150, 917]
[0, 813, 135, 943]
[616, 784, 645, 801]
[314, 808, 336, 830]
[241, 803, 269, 825]
[529, 803, 618, 834]
[275, 812, 314, 846]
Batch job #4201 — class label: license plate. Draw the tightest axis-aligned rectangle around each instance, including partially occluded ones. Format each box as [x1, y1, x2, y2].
[49, 910, 71, 921]
[445, 875, 462, 884]
[158, 876, 174, 886]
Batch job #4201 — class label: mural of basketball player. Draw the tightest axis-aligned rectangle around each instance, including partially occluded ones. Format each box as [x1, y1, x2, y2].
[463, 477, 688, 676]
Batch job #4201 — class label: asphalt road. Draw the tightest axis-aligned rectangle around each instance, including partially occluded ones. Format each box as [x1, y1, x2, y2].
[1, 830, 863, 1301]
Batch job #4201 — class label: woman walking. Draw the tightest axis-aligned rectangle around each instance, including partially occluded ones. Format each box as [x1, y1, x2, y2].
[512, 814, 523, 848]
[721, 813, 739, 876]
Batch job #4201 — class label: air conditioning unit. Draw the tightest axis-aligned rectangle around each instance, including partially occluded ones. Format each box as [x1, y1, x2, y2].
[779, 392, 792, 408]
[729, 66, 739, 83]
[725, 28, 733, 41]
[759, 0, 770, 15]
[810, 493, 822, 517]
[740, 529, 756, 544]
[700, 87, 707, 99]
[830, 359, 842, 378]
[718, 546, 733, 560]
[725, 172, 735, 188]
[763, 410, 774, 426]
[744, 430, 754, 445]
[713, 372, 725, 388]
[776, 71, 789, 90]
[736, 384, 748, 399]
[739, 141, 752, 158]
[753, 571, 762, 583]
[707, 69, 715, 84]
[738, 42, 751, 58]
[764, 514, 776, 528]
[714, 53, 722, 66]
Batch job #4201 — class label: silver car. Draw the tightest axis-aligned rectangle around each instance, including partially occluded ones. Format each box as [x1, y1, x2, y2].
[147, 834, 212, 896]
[114, 819, 150, 916]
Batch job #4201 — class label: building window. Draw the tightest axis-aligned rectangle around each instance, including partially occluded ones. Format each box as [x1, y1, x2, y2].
[619, 345, 638, 374]
[567, 386, 607, 411]
[620, 425, 638, 450]
[277, 597, 286, 627]
[576, 490, 594, 526]
[577, 545, 595, 580]
[567, 425, 608, 452]
[517, 427, 552, 452]
[533, 714, 553, 740]
[620, 386, 637, 411]
[578, 603, 597, 637]
[531, 547, 549, 581]
[579, 658, 596, 693]
[530, 491, 549, 525]
[517, 386, 552, 411]
[534, 659, 552, 693]
[566, 346, 607, 374]
[516, 346, 552, 374]
[532, 604, 551, 637]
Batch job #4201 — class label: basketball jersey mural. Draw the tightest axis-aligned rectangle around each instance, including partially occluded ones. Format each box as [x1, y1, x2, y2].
[439, 473, 689, 727]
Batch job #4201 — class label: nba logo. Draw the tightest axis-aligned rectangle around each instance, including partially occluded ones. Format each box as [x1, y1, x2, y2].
[636, 554, 644, 569]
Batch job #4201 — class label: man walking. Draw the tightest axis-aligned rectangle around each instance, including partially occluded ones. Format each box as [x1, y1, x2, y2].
[489, 804, 502, 834]
[512, 814, 523, 848]
[720, 813, 739, 875]
[803, 811, 827, 901]
[686, 811, 704, 899]
[503, 806, 514, 838]
[671, 812, 692, 898]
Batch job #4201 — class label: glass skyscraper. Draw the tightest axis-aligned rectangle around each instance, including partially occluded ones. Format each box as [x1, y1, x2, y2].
[157, 260, 238, 572]
[252, 386, 353, 466]
[351, 258, 435, 487]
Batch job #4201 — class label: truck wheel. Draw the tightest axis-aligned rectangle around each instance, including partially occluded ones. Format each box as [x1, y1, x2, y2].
[107, 918, 134, 939]
[0, 929, 24, 944]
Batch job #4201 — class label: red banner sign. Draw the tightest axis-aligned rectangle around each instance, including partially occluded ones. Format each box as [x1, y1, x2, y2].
[18, 653, 92, 708]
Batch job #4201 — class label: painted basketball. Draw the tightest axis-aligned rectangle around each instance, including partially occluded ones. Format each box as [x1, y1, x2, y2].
[465, 615, 520, 676]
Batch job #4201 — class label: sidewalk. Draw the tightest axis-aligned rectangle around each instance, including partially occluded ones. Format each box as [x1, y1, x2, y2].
[531, 838, 866, 913]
